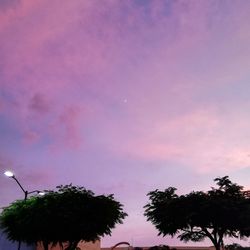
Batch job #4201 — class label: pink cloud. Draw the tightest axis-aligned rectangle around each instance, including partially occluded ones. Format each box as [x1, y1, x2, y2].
[1, 0, 250, 170]
[48, 105, 84, 151]
[29, 92, 51, 114]
[96, 106, 250, 174]
[23, 130, 41, 144]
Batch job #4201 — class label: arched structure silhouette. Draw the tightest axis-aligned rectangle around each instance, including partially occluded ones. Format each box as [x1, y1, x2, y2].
[111, 242, 130, 250]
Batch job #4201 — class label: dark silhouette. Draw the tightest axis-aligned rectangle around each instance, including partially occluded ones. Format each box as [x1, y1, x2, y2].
[145, 176, 250, 250]
[0, 184, 127, 250]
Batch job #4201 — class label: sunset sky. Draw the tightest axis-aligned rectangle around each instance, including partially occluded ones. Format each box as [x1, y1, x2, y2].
[1, 0, 250, 247]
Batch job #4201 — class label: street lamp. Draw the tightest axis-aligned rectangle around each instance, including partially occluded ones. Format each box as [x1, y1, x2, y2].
[4, 170, 45, 250]
[4, 170, 44, 200]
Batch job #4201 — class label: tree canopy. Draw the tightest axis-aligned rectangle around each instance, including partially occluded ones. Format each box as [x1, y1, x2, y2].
[144, 176, 250, 250]
[148, 245, 172, 250]
[0, 184, 127, 250]
[225, 243, 250, 250]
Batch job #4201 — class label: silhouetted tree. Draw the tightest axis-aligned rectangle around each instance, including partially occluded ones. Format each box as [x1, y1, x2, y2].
[0, 184, 127, 250]
[225, 243, 250, 250]
[148, 245, 171, 250]
[225, 244, 243, 250]
[144, 176, 250, 250]
[134, 247, 143, 250]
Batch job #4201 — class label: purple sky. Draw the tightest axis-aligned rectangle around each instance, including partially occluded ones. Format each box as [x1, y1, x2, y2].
[1, 0, 250, 247]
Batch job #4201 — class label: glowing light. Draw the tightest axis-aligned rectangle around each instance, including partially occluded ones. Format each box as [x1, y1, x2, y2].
[4, 170, 14, 177]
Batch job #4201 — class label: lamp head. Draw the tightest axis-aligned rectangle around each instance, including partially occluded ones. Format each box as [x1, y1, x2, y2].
[4, 170, 14, 178]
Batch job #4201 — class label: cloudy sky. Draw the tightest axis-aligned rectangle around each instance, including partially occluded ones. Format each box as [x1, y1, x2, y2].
[1, 0, 250, 247]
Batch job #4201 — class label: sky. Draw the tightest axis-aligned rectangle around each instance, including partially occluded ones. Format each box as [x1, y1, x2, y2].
[1, 0, 250, 247]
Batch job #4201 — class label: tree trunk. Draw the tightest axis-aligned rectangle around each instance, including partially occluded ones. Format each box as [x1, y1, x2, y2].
[42, 241, 49, 250]
[214, 242, 221, 250]
[65, 241, 79, 250]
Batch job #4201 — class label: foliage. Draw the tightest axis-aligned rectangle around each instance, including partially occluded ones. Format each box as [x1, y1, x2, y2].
[225, 244, 250, 250]
[133, 247, 143, 250]
[0, 184, 127, 250]
[144, 176, 250, 250]
[148, 245, 171, 250]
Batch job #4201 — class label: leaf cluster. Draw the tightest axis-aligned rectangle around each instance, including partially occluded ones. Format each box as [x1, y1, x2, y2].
[144, 177, 250, 245]
[0, 184, 127, 249]
[225, 244, 250, 250]
[148, 245, 171, 250]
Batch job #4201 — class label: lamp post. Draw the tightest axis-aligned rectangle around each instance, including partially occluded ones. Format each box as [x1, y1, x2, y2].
[4, 170, 45, 250]
[4, 170, 44, 200]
